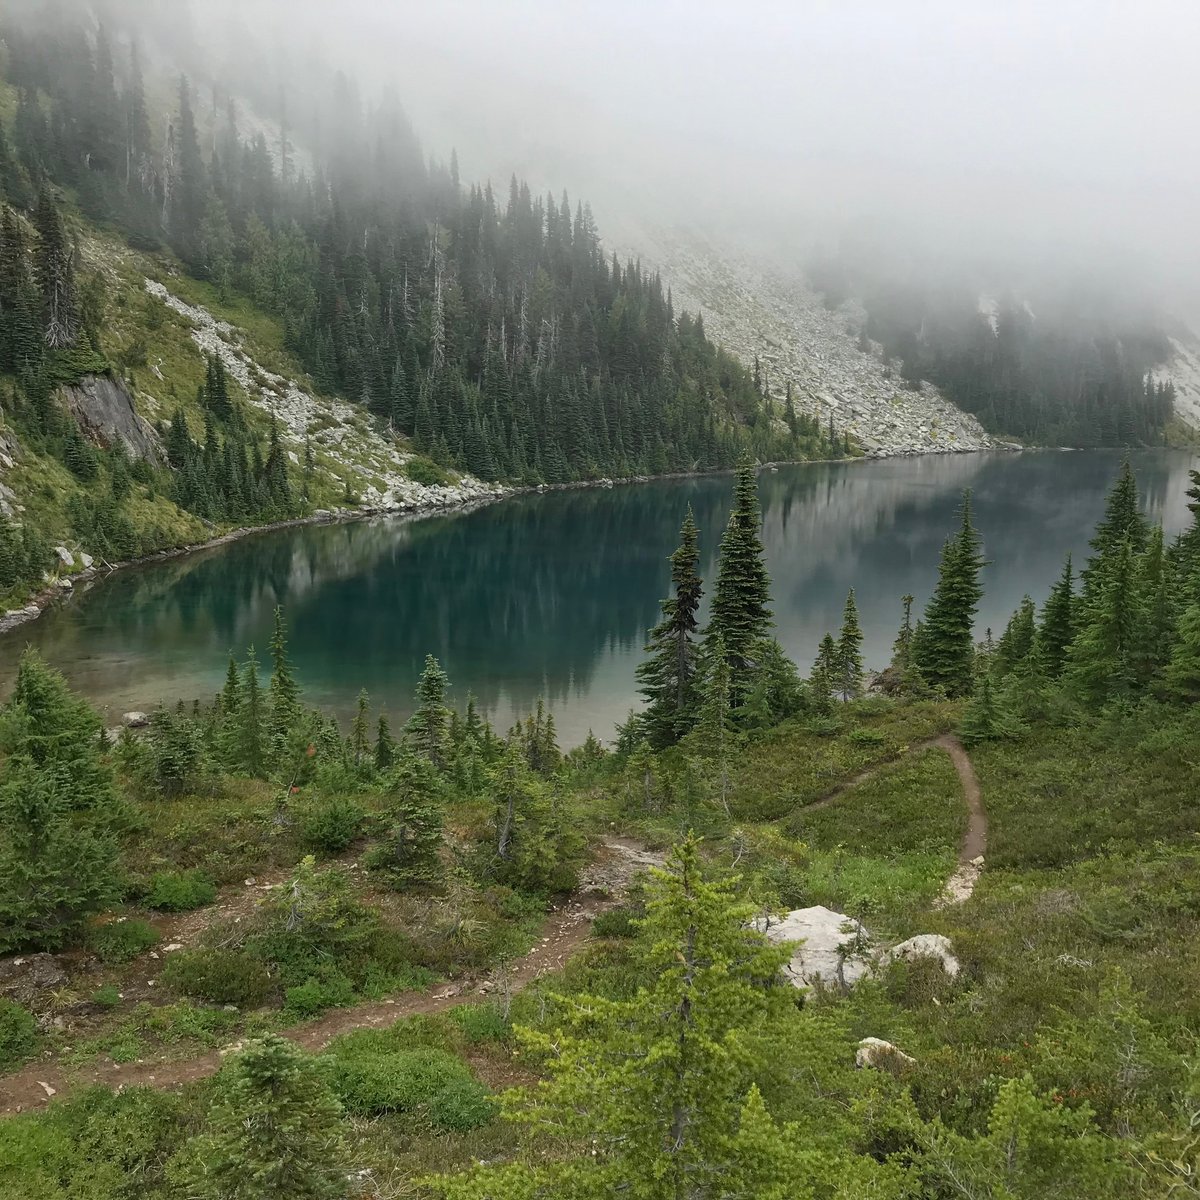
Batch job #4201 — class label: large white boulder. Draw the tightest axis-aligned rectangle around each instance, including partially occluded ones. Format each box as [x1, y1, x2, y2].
[759, 906, 872, 989]
[880, 933, 959, 979]
[856, 1037, 916, 1069]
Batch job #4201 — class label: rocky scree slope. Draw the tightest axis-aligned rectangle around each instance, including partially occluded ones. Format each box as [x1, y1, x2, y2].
[142, 279, 500, 514]
[627, 229, 995, 458]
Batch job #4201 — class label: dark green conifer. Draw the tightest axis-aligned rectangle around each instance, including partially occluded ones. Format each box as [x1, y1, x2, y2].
[406, 654, 451, 769]
[707, 458, 771, 699]
[835, 588, 864, 701]
[912, 491, 986, 696]
[637, 507, 703, 747]
[1038, 556, 1076, 678]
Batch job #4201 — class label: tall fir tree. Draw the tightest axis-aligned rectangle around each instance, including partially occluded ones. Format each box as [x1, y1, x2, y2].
[835, 588, 864, 701]
[267, 605, 301, 754]
[406, 654, 451, 769]
[707, 457, 772, 701]
[637, 507, 703, 747]
[913, 491, 986, 697]
[1038, 556, 1076, 678]
[436, 837, 806, 1200]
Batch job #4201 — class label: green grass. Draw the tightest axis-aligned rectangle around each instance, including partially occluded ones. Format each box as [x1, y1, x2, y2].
[725, 698, 956, 821]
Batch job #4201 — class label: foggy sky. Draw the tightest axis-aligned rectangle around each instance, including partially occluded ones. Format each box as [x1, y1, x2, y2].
[220, 1, 1200, 319]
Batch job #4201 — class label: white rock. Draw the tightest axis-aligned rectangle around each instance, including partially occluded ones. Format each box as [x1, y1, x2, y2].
[54, 546, 74, 567]
[881, 933, 960, 979]
[122, 711, 151, 728]
[37, 1080, 56, 1097]
[163, 943, 183, 953]
[758, 906, 871, 989]
[856, 1037, 916, 1069]
[79, 553, 94, 569]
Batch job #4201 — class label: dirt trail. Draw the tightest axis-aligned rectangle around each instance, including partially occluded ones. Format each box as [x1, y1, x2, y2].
[933, 733, 987, 907]
[0, 839, 663, 1118]
[787, 735, 951, 817]
[788, 732, 987, 906]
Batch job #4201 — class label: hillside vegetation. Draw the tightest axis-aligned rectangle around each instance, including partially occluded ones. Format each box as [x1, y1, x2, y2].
[0, 2, 837, 609]
[0, 456, 1198, 1197]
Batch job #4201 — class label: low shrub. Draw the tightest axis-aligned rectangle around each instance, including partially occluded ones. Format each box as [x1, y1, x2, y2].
[299, 797, 365, 855]
[846, 726, 887, 747]
[404, 455, 451, 487]
[325, 1044, 495, 1130]
[90, 919, 160, 964]
[284, 970, 356, 1018]
[447, 1003, 511, 1046]
[91, 985, 122, 1010]
[144, 869, 216, 912]
[593, 904, 641, 939]
[161, 948, 272, 1008]
[0, 999, 38, 1069]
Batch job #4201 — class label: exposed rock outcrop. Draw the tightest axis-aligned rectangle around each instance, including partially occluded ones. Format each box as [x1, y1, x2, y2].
[1151, 334, 1200, 431]
[856, 1037, 917, 1069]
[880, 933, 960, 978]
[58, 373, 163, 465]
[0, 953, 69, 1008]
[758, 905, 872, 989]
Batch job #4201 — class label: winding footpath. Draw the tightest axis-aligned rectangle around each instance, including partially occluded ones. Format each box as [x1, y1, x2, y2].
[0, 840, 662, 1117]
[789, 732, 987, 906]
[0, 741, 987, 1118]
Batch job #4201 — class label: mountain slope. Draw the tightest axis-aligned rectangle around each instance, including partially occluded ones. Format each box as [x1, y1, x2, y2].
[624, 228, 995, 458]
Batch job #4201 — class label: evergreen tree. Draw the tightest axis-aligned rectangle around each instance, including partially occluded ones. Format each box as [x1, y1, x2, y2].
[707, 458, 771, 699]
[891, 593, 916, 670]
[810, 633, 838, 713]
[636, 507, 703, 747]
[0, 651, 122, 950]
[1135, 525, 1175, 685]
[489, 738, 568, 890]
[364, 751, 444, 887]
[406, 654, 451, 769]
[436, 837, 803, 1199]
[169, 1034, 347, 1200]
[232, 649, 267, 776]
[1081, 460, 1149, 604]
[350, 688, 371, 769]
[0, 760, 121, 952]
[995, 595, 1037, 678]
[959, 673, 1024, 746]
[1165, 593, 1200, 703]
[1038, 556, 1076, 678]
[835, 588, 864, 701]
[913, 491, 986, 696]
[267, 605, 301, 753]
[374, 714, 396, 772]
[1067, 540, 1142, 705]
[34, 187, 78, 349]
[1, 648, 118, 813]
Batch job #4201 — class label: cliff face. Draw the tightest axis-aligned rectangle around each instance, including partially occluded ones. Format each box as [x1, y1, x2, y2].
[57, 374, 164, 465]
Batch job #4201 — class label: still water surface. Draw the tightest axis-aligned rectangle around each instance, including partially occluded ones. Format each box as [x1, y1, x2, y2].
[3, 450, 1195, 743]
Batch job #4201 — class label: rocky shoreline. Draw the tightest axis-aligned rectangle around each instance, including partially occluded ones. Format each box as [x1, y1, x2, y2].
[0, 447, 1020, 640]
